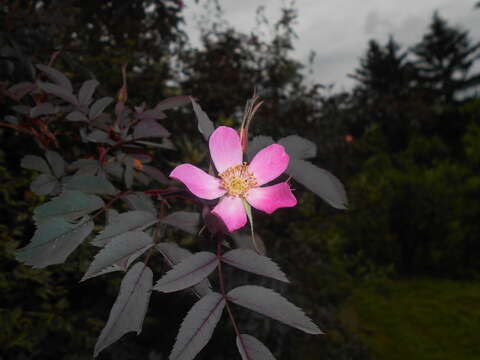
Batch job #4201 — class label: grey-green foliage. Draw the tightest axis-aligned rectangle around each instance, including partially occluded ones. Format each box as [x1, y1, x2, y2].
[236, 334, 276, 360]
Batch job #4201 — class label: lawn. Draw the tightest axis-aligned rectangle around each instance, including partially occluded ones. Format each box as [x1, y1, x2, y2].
[339, 279, 480, 360]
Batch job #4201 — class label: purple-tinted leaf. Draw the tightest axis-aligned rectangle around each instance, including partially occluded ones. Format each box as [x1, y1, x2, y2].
[67, 111, 88, 122]
[16, 217, 93, 268]
[45, 150, 65, 178]
[21, 154, 51, 174]
[64, 175, 116, 195]
[287, 159, 348, 209]
[87, 129, 112, 144]
[12, 105, 31, 115]
[78, 79, 99, 105]
[136, 139, 176, 150]
[246, 136, 274, 162]
[190, 98, 214, 141]
[134, 119, 170, 139]
[169, 292, 225, 360]
[124, 192, 157, 215]
[89, 97, 113, 120]
[228, 285, 322, 335]
[33, 191, 104, 224]
[155, 95, 190, 111]
[36, 64, 73, 92]
[82, 231, 154, 281]
[278, 135, 317, 160]
[30, 103, 55, 117]
[71, 159, 100, 176]
[134, 171, 150, 186]
[142, 165, 169, 184]
[236, 334, 276, 360]
[92, 210, 158, 247]
[161, 211, 200, 235]
[124, 156, 134, 188]
[8, 81, 35, 100]
[94, 263, 153, 358]
[156, 243, 212, 297]
[37, 81, 78, 106]
[104, 161, 123, 178]
[222, 249, 289, 283]
[153, 252, 218, 293]
[30, 174, 58, 195]
[137, 108, 167, 120]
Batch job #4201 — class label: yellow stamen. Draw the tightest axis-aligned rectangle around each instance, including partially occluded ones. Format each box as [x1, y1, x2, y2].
[218, 163, 257, 197]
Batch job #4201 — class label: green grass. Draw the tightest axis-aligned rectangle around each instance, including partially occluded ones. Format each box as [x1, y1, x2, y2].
[339, 279, 480, 360]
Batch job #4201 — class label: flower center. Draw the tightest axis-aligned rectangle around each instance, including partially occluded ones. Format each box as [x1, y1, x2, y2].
[218, 163, 257, 197]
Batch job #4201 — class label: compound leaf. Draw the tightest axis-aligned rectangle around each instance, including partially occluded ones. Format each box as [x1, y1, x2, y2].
[222, 249, 289, 283]
[92, 210, 158, 247]
[94, 263, 153, 357]
[82, 231, 154, 281]
[287, 159, 348, 210]
[134, 119, 170, 139]
[30, 174, 58, 195]
[154, 252, 218, 293]
[227, 285, 322, 335]
[169, 292, 225, 360]
[45, 150, 66, 178]
[33, 191, 104, 224]
[278, 135, 317, 160]
[16, 217, 93, 268]
[236, 334, 276, 360]
[64, 175, 116, 195]
[37, 81, 78, 106]
[190, 97, 214, 141]
[161, 211, 200, 235]
[21, 154, 51, 174]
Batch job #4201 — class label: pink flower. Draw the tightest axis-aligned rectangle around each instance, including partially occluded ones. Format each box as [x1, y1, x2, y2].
[170, 126, 297, 232]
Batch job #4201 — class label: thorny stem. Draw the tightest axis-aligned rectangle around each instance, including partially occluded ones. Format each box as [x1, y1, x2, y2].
[216, 237, 243, 341]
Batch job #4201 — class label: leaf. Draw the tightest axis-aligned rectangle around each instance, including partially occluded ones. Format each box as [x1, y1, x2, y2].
[278, 135, 317, 159]
[190, 97, 214, 141]
[87, 129, 112, 144]
[134, 119, 170, 139]
[124, 192, 157, 215]
[64, 175, 116, 195]
[92, 210, 158, 247]
[169, 292, 225, 360]
[161, 211, 200, 235]
[221, 249, 289, 283]
[287, 159, 348, 209]
[155, 95, 190, 111]
[142, 165, 168, 184]
[153, 252, 218, 293]
[246, 136, 274, 162]
[82, 231, 154, 281]
[89, 97, 113, 120]
[30, 103, 55, 117]
[21, 155, 51, 174]
[94, 263, 153, 358]
[71, 159, 100, 176]
[8, 81, 35, 100]
[78, 79, 99, 105]
[156, 243, 212, 297]
[37, 81, 79, 106]
[36, 64, 73, 92]
[227, 285, 322, 334]
[236, 334, 276, 360]
[16, 217, 93, 268]
[34, 191, 104, 224]
[66, 111, 88, 122]
[30, 174, 58, 195]
[124, 156, 134, 188]
[45, 150, 66, 178]
[137, 108, 167, 120]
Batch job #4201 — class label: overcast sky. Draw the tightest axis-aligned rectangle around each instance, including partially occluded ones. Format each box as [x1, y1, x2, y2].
[182, 0, 480, 91]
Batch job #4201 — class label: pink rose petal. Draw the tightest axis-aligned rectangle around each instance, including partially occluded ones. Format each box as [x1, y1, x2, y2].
[170, 164, 226, 200]
[248, 144, 289, 186]
[209, 126, 243, 173]
[245, 182, 297, 214]
[211, 196, 247, 232]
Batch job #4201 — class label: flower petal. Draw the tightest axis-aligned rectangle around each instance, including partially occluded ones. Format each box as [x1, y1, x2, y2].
[245, 182, 297, 214]
[212, 196, 247, 232]
[248, 144, 289, 186]
[209, 126, 243, 173]
[170, 164, 226, 200]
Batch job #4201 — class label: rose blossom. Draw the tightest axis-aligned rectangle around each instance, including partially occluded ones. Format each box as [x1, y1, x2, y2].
[170, 126, 297, 232]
